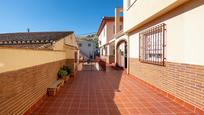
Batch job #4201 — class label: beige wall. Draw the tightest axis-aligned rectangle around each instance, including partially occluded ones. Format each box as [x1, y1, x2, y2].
[64, 47, 76, 59]
[128, 0, 204, 66]
[53, 39, 64, 51]
[123, 0, 189, 32]
[53, 33, 78, 51]
[0, 48, 68, 73]
[52, 33, 78, 61]
[65, 33, 78, 47]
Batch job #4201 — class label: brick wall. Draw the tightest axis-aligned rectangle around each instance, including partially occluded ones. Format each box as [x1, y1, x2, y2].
[0, 59, 74, 114]
[129, 58, 204, 111]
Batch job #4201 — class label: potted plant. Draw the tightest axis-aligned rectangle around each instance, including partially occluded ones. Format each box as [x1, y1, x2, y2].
[62, 66, 71, 82]
[58, 68, 68, 85]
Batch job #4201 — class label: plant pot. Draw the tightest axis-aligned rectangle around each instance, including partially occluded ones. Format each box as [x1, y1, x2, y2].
[63, 75, 70, 83]
[60, 79, 64, 87]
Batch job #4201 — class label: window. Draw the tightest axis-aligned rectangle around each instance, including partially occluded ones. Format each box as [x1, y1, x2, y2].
[139, 23, 166, 66]
[79, 43, 82, 47]
[88, 43, 91, 47]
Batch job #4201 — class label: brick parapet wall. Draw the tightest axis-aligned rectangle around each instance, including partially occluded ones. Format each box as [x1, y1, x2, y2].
[129, 58, 204, 112]
[0, 59, 75, 114]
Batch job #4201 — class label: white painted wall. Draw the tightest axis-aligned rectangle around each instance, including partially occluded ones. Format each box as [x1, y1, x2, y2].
[107, 45, 110, 56]
[129, 33, 139, 58]
[128, 0, 204, 65]
[118, 42, 125, 67]
[78, 40, 96, 58]
[99, 25, 107, 47]
[124, 0, 179, 32]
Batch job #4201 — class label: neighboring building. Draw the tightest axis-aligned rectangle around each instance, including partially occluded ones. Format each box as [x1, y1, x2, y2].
[77, 34, 98, 60]
[0, 31, 79, 71]
[97, 17, 123, 64]
[0, 31, 80, 114]
[78, 39, 97, 60]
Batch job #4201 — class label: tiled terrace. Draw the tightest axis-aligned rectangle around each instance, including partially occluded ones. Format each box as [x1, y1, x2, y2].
[32, 63, 195, 115]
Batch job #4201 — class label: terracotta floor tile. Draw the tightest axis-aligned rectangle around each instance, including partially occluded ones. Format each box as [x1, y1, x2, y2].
[108, 108, 121, 115]
[31, 64, 196, 115]
[127, 108, 140, 114]
[89, 109, 98, 115]
[67, 108, 78, 114]
[148, 107, 162, 114]
[78, 109, 89, 114]
[119, 109, 129, 115]
[98, 108, 109, 115]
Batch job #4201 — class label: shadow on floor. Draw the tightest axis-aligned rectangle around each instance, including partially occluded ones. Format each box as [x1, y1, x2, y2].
[31, 62, 195, 115]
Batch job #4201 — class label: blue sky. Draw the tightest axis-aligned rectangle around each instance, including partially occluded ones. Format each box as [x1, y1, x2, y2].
[0, 0, 122, 35]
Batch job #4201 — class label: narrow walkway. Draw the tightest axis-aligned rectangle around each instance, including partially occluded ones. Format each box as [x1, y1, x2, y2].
[32, 64, 195, 115]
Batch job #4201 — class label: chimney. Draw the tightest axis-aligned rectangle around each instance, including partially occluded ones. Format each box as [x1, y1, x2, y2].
[115, 7, 123, 35]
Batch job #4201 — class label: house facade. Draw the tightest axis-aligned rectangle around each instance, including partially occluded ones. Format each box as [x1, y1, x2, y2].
[77, 34, 98, 61]
[97, 17, 123, 64]
[78, 39, 97, 60]
[124, 0, 204, 113]
[98, 0, 204, 113]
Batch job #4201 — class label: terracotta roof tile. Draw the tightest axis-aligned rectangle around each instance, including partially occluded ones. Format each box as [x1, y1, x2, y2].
[0, 31, 73, 49]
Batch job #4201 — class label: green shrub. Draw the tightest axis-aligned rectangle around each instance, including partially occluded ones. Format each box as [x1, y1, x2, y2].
[62, 65, 72, 75]
[58, 68, 68, 79]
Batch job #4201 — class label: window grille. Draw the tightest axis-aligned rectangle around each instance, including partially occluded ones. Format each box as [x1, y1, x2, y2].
[139, 23, 166, 66]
